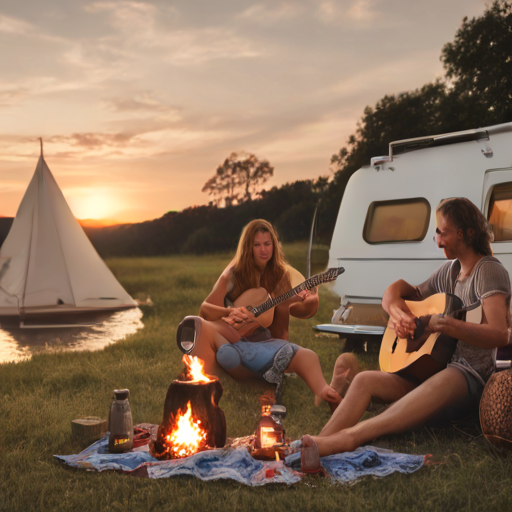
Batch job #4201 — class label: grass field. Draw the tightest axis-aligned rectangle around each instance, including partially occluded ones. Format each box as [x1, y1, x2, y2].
[1, 243, 512, 511]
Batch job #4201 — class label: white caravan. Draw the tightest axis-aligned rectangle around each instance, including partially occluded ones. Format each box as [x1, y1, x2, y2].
[315, 122, 512, 340]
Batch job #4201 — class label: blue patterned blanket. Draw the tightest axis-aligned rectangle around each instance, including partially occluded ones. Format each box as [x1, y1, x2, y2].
[55, 434, 425, 486]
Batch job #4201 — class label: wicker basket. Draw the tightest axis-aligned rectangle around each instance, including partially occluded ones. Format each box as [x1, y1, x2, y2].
[480, 369, 512, 449]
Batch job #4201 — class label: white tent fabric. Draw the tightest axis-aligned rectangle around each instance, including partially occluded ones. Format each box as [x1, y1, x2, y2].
[0, 155, 137, 316]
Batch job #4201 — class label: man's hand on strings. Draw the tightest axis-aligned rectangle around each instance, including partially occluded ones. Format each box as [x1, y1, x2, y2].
[389, 302, 417, 339]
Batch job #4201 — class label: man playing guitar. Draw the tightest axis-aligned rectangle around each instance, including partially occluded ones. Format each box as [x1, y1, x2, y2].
[300, 197, 511, 471]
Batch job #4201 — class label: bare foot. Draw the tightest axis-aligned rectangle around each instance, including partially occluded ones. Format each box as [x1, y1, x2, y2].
[331, 353, 360, 398]
[315, 429, 359, 456]
[301, 435, 322, 473]
[314, 385, 342, 410]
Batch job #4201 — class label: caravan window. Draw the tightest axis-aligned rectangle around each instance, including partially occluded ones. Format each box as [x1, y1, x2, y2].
[488, 182, 512, 242]
[363, 198, 431, 244]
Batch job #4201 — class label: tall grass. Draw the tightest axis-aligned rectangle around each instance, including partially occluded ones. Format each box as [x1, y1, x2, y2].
[1, 243, 512, 511]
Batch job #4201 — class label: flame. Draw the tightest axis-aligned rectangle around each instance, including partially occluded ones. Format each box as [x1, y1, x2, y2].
[165, 401, 207, 458]
[260, 427, 277, 448]
[183, 355, 213, 383]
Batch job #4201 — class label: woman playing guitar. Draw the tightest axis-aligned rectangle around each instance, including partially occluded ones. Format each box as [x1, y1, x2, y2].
[176, 219, 342, 407]
[297, 198, 511, 472]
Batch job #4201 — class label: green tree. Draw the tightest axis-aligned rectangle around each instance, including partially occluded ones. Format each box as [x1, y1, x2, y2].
[324, 1, 512, 243]
[330, 82, 447, 175]
[202, 152, 274, 206]
[325, 83, 448, 242]
[441, 0, 512, 126]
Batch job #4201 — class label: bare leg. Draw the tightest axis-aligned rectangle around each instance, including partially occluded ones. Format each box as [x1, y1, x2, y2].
[286, 348, 341, 406]
[314, 367, 468, 456]
[330, 353, 360, 398]
[319, 370, 416, 437]
[190, 320, 343, 401]
[189, 318, 255, 378]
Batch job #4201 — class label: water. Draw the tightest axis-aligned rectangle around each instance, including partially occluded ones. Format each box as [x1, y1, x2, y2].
[0, 308, 144, 364]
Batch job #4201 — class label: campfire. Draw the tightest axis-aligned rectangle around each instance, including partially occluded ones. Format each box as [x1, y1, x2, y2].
[150, 355, 226, 460]
[164, 401, 207, 458]
[149, 357, 290, 462]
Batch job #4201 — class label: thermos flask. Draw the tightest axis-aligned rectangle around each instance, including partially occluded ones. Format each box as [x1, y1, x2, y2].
[108, 389, 133, 453]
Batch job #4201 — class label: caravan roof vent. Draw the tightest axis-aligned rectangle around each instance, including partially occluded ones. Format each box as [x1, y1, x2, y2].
[371, 156, 389, 166]
[389, 128, 489, 161]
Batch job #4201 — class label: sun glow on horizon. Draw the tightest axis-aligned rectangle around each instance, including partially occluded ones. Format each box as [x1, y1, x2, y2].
[66, 188, 123, 222]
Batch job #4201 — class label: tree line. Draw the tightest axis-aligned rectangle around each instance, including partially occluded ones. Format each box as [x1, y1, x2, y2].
[82, 177, 328, 256]
[1, 1, 511, 257]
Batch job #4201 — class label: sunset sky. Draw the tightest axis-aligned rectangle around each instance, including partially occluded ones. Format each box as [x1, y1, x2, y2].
[0, 0, 487, 224]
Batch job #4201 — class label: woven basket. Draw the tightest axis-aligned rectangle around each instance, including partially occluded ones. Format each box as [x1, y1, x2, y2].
[480, 369, 512, 449]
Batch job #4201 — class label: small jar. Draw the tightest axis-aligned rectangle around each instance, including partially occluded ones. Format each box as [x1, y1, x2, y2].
[108, 389, 133, 453]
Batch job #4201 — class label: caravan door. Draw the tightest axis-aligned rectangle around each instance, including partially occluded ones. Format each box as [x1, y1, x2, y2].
[482, 168, 512, 273]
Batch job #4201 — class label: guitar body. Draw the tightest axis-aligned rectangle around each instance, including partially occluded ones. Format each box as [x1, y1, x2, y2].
[379, 293, 476, 382]
[227, 267, 345, 338]
[232, 287, 274, 336]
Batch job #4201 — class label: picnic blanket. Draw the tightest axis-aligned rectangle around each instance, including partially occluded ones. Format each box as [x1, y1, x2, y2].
[55, 434, 426, 486]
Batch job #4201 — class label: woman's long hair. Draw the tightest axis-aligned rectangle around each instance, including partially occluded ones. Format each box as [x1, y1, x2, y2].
[229, 219, 291, 300]
[437, 198, 494, 256]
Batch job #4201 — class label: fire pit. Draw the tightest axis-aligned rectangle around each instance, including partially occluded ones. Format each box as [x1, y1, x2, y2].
[150, 355, 226, 460]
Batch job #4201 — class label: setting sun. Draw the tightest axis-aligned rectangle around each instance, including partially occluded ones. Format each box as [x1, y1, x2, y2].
[66, 188, 122, 222]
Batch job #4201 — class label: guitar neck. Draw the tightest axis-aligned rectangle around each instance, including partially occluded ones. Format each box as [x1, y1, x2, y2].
[251, 275, 323, 317]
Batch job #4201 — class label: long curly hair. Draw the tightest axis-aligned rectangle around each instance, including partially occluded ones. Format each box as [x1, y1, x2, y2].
[229, 219, 291, 300]
[437, 198, 494, 256]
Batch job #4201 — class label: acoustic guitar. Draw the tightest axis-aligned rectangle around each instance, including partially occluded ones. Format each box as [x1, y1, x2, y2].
[230, 267, 345, 337]
[379, 293, 482, 382]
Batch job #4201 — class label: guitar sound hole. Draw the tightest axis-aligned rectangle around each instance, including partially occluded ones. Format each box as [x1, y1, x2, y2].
[391, 336, 398, 354]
